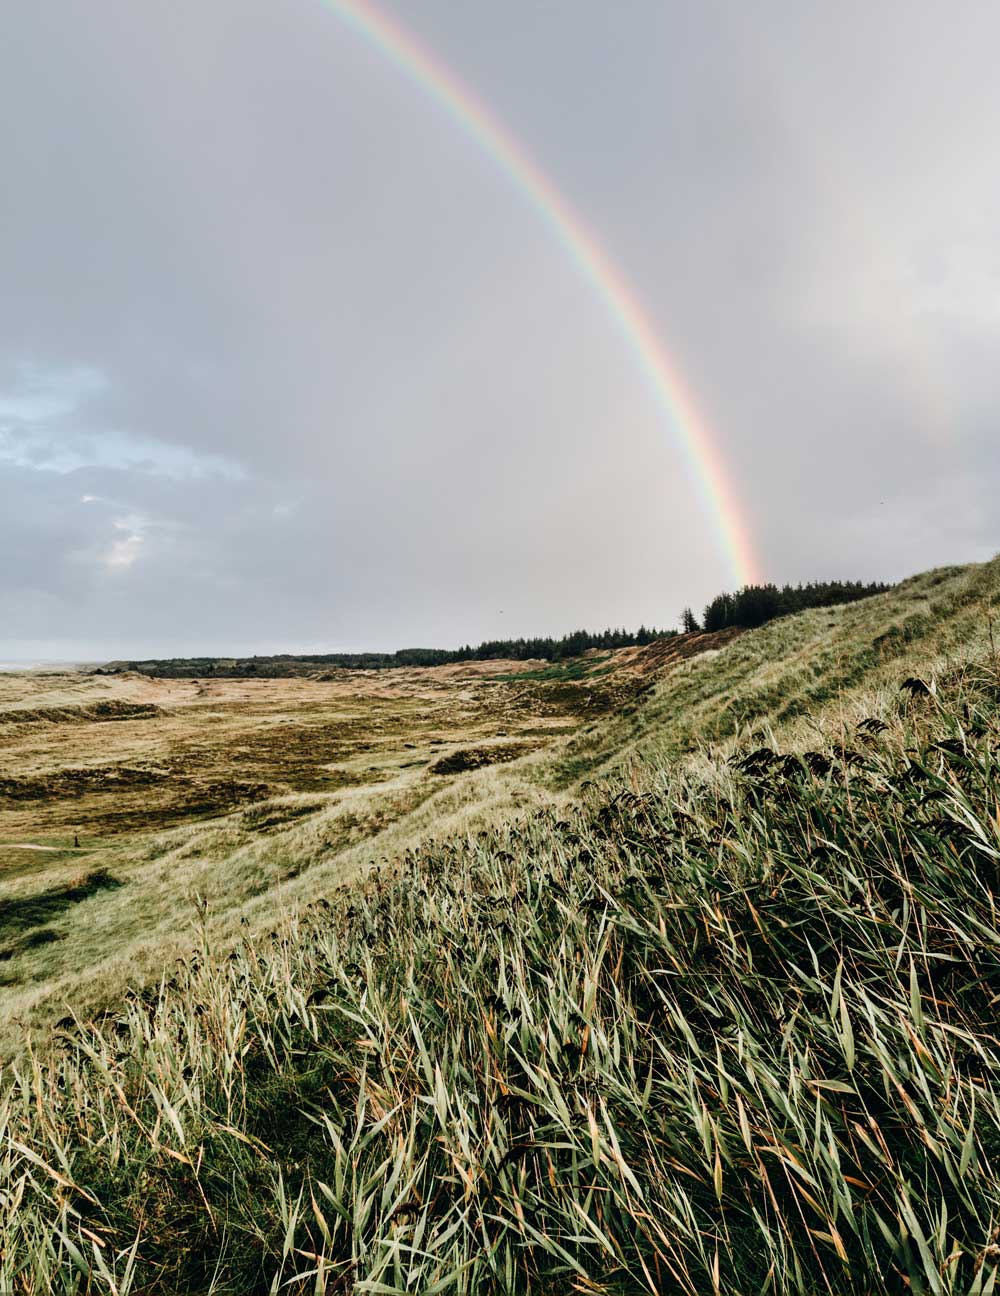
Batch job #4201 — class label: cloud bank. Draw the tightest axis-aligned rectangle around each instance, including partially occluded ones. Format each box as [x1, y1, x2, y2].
[2, 0, 997, 657]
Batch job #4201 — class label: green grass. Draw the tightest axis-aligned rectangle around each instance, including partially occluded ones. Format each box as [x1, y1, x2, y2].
[551, 559, 1000, 785]
[489, 654, 614, 682]
[4, 557, 1000, 1292]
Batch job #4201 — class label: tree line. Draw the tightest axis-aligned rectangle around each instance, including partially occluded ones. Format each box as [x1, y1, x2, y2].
[434, 624, 671, 664]
[108, 581, 892, 678]
[107, 626, 677, 676]
[680, 579, 891, 634]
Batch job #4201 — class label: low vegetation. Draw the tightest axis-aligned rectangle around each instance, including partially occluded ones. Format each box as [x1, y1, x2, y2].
[429, 741, 535, 774]
[2, 557, 999, 1292]
[0, 659, 606, 1047]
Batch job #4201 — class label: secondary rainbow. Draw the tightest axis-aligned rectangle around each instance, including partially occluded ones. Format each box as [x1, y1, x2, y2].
[320, 0, 760, 587]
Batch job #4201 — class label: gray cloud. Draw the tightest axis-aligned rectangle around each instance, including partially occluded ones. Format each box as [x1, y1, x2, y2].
[2, 0, 998, 659]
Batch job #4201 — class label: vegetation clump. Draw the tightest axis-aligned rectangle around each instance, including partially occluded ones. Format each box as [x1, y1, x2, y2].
[3, 654, 1000, 1293]
[0, 700, 162, 727]
[429, 742, 532, 774]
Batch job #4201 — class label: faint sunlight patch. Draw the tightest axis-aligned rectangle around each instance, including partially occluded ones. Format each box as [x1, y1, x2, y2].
[0, 363, 106, 423]
[0, 425, 245, 480]
[104, 515, 147, 570]
[70, 509, 160, 573]
[106, 525, 145, 569]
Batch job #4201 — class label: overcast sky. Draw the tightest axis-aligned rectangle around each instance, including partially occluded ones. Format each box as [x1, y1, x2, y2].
[2, 0, 998, 659]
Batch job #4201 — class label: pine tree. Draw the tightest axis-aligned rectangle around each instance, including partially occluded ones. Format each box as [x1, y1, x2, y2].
[681, 607, 700, 633]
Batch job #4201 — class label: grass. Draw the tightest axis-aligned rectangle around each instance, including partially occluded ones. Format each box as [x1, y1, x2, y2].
[3, 556, 1000, 1291]
[0, 660, 596, 1047]
[489, 654, 614, 682]
[4, 648, 1000, 1291]
[0, 868, 122, 944]
[552, 560, 1000, 786]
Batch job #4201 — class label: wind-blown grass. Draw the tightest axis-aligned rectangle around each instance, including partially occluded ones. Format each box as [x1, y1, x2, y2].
[553, 558, 1000, 785]
[4, 646, 1000, 1292]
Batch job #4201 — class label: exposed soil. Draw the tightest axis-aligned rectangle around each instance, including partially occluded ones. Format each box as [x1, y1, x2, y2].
[609, 628, 744, 676]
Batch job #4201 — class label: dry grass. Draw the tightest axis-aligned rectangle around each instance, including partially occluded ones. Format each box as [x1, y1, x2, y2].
[0, 651, 641, 1049]
[4, 557, 1000, 1291]
[3, 594, 1000, 1290]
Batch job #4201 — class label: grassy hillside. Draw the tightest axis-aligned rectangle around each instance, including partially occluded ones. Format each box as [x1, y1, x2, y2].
[557, 559, 996, 782]
[3, 557, 1000, 1293]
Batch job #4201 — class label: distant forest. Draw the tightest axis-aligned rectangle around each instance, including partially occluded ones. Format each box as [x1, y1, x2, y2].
[106, 580, 891, 677]
[106, 626, 675, 678]
[682, 579, 892, 633]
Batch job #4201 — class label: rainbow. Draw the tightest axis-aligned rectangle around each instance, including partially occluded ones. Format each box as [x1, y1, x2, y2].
[319, 0, 761, 587]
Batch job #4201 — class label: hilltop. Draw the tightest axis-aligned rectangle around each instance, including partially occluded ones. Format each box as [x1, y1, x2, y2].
[2, 557, 1000, 1293]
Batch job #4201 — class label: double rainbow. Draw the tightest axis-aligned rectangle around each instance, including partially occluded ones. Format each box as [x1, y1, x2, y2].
[321, 0, 760, 587]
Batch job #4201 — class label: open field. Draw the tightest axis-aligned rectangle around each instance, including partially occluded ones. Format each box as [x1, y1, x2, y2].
[0, 658, 576, 847]
[0, 658, 573, 1043]
[0, 639, 738, 1050]
[4, 558, 1000, 1293]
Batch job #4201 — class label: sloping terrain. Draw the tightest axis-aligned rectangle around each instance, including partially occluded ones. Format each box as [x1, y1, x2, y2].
[555, 559, 995, 783]
[2, 557, 1000, 1293]
[0, 641, 734, 1047]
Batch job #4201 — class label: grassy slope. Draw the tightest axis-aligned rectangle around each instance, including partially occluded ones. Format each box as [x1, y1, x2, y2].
[3, 556, 1000, 1293]
[0, 751, 569, 1052]
[556, 559, 994, 782]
